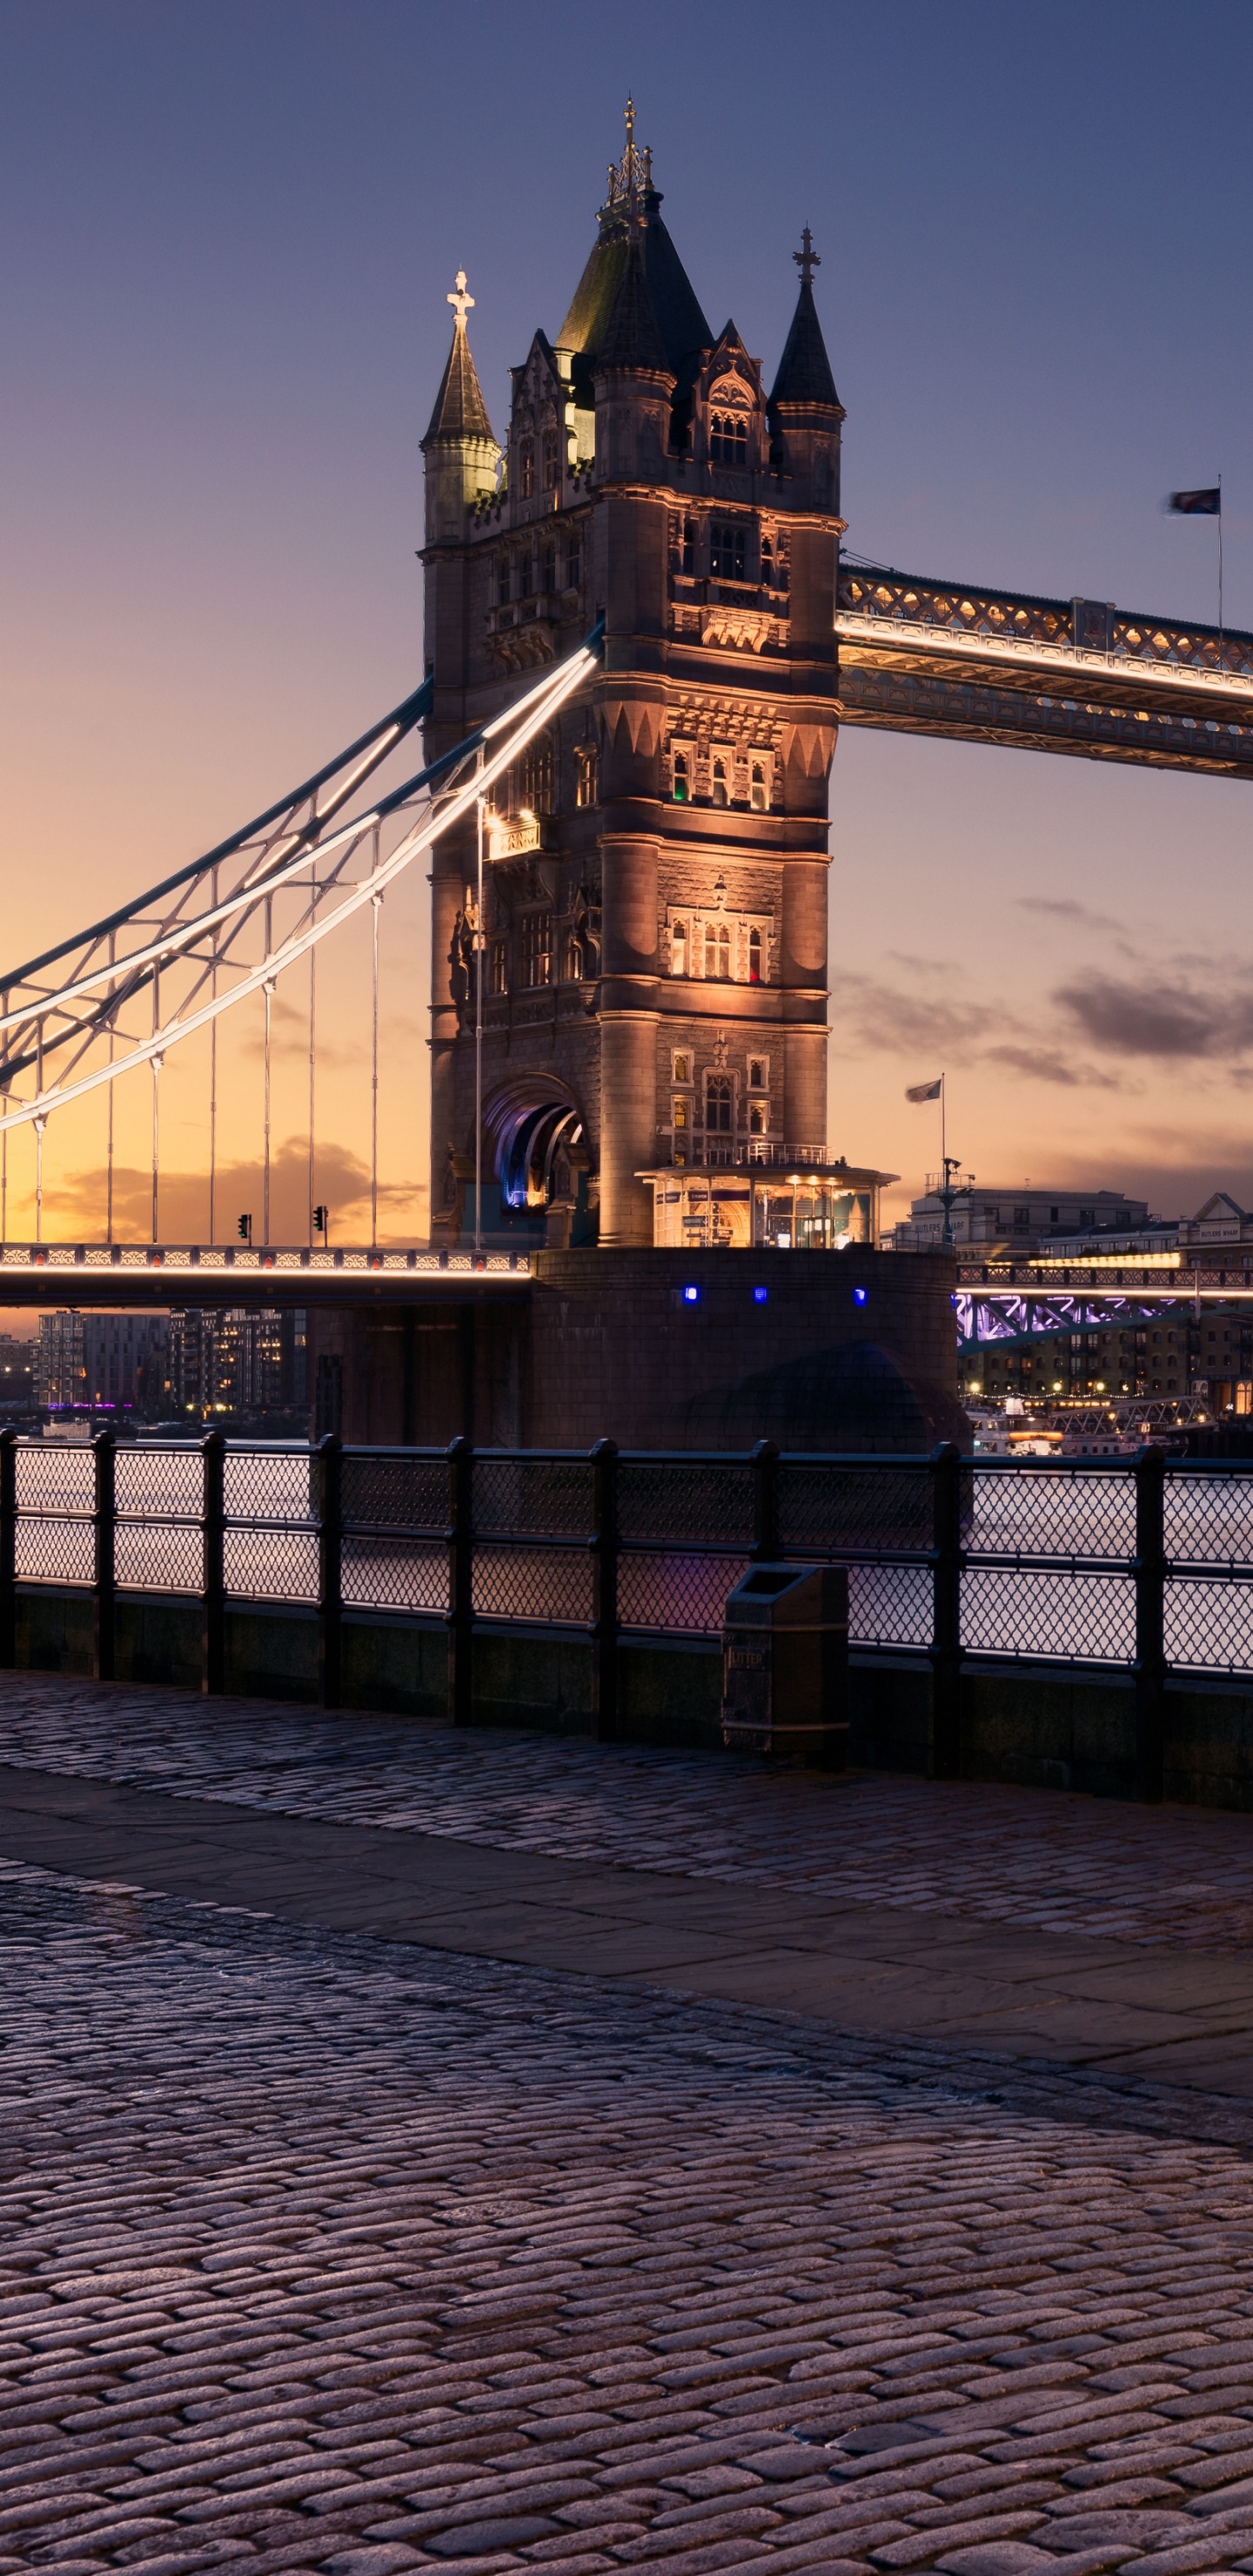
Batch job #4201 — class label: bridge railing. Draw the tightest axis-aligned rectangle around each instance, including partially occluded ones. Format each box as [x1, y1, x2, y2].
[4, 1432, 1253, 1790]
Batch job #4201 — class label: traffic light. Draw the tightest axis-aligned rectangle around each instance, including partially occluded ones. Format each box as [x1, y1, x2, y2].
[237, 1213, 251, 1244]
[313, 1205, 328, 1238]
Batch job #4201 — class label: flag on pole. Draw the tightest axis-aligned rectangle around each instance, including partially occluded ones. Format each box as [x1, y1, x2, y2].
[1167, 487, 1221, 515]
[905, 1077, 941, 1103]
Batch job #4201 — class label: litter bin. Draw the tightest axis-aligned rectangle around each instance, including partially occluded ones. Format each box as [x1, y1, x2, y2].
[721, 1562, 848, 1767]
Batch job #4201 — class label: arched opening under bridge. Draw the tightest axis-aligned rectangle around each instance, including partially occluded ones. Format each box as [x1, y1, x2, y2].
[479, 1077, 594, 1247]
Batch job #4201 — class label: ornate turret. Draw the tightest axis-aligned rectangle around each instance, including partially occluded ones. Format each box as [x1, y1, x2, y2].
[768, 230, 843, 512]
[421, 271, 500, 545]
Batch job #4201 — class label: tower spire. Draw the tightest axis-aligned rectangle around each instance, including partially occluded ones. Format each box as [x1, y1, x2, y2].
[422, 266, 495, 446]
[770, 229, 841, 412]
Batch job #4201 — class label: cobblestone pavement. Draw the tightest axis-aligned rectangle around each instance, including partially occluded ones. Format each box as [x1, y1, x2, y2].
[9, 1854, 1253, 2573]
[3, 1674, 1253, 1954]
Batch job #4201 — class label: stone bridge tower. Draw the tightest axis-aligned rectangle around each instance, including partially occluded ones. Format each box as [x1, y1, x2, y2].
[422, 111, 844, 1249]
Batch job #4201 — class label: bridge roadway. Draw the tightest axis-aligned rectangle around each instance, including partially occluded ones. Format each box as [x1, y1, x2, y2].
[0, 1242, 529, 1311]
[836, 566, 1253, 777]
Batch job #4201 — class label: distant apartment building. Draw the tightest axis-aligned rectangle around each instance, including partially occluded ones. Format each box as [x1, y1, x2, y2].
[885, 1185, 1150, 1255]
[167, 1308, 307, 1424]
[37, 1312, 169, 1416]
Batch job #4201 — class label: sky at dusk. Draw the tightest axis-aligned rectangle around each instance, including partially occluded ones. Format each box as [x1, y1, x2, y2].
[3, 0, 1251, 1252]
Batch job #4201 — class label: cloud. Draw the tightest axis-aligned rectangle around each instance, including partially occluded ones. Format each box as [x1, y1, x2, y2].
[833, 968, 1122, 1092]
[1055, 975, 1253, 1060]
[44, 1139, 424, 1244]
[982, 1043, 1121, 1090]
[1016, 896, 1125, 936]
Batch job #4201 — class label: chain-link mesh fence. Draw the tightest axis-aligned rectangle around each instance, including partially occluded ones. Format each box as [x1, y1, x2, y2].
[9, 1438, 1253, 1685]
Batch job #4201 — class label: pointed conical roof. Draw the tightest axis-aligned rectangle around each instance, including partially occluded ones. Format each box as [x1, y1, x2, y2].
[422, 280, 495, 447]
[558, 180, 711, 406]
[769, 277, 841, 412]
[595, 225, 671, 375]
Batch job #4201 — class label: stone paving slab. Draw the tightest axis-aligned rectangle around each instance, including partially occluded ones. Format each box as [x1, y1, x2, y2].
[2, 1762, 1253, 2095]
[8, 1858, 1253, 2570]
[3, 1673, 1253, 1954]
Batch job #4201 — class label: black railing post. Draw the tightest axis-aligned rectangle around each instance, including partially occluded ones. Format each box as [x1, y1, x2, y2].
[446, 1435, 474, 1727]
[1133, 1443, 1168, 1802]
[590, 1438, 619, 1741]
[92, 1427, 116, 1683]
[0, 1427, 16, 1670]
[751, 1439, 779, 1561]
[200, 1431, 225, 1697]
[314, 1432, 343, 1710]
[928, 1440, 963, 1780]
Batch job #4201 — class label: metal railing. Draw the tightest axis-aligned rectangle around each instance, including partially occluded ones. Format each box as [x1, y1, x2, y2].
[3, 1432, 1253, 1796]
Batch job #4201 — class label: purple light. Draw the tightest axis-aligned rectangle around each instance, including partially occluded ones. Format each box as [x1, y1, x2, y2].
[754, 1286, 768, 1304]
[854, 1286, 868, 1306]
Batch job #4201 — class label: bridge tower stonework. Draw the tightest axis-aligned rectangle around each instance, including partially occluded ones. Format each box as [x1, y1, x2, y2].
[423, 116, 845, 1249]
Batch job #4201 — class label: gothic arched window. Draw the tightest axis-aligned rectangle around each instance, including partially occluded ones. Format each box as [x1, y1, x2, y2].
[705, 923, 730, 979]
[574, 745, 598, 808]
[541, 427, 559, 491]
[748, 1058, 767, 1091]
[709, 521, 747, 580]
[748, 927, 762, 984]
[750, 761, 767, 813]
[706, 1074, 734, 1132]
[710, 413, 749, 466]
[749, 1103, 765, 1135]
[498, 557, 512, 606]
[565, 537, 581, 589]
[671, 922, 687, 976]
[519, 439, 534, 500]
[711, 759, 728, 808]
[673, 752, 689, 804]
[520, 731, 554, 815]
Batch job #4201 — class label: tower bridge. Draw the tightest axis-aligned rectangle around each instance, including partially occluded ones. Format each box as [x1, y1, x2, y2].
[2, 107, 1242, 1446]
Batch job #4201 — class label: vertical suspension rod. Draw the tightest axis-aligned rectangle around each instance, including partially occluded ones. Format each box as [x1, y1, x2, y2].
[370, 822, 380, 1253]
[474, 768, 485, 1261]
[263, 891, 272, 1249]
[106, 930, 115, 1246]
[35, 1020, 44, 1244]
[208, 866, 218, 1245]
[308, 864, 317, 1250]
[151, 967, 160, 1243]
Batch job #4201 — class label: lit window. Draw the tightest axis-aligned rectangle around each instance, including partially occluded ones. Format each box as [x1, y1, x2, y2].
[673, 751, 689, 803]
[673, 1053, 690, 1084]
[711, 759, 728, 808]
[521, 911, 553, 988]
[673, 1097, 687, 1129]
[574, 745, 598, 808]
[519, 439, 534, 500]
[563, 931, 583, 982]
[671, 922, 687, 976]
[750, 762, 767, 813]
[706, 1074, 734, 1132]
[705, 924, 730, 978]
[710, 520, 747, 580]
[521, 733, 553, 814]
[748, 927, 762, 984]
[710, 412, 749, 466]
